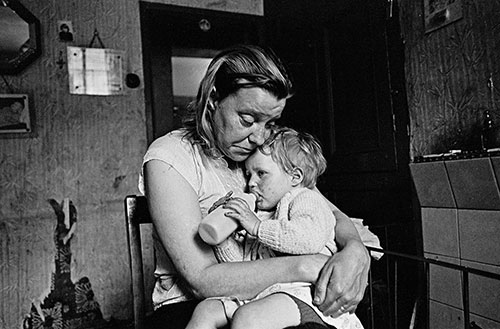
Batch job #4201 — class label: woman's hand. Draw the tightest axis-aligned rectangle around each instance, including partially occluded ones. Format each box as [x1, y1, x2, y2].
[313, 240, 370, 318]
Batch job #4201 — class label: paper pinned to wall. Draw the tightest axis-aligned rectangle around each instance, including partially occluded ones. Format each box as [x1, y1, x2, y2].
[67, 46, 124, 96]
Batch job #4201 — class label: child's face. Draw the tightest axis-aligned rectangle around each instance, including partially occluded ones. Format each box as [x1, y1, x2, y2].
[245, 150, 294, 210]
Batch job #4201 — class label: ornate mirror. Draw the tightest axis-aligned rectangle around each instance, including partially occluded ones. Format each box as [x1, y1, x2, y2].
[0, 0, 41, 75]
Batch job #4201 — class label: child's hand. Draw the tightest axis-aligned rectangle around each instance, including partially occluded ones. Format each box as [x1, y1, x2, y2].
[223, 197, 261, 236]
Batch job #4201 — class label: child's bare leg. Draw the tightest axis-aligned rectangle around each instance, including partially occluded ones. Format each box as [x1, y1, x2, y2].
[231, 293, 300, 329]
[186, 299, 228, 329]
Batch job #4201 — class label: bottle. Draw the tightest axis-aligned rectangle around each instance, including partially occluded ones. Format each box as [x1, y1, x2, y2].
[198, 193, 257, 245]
[482, 110, 494, 149]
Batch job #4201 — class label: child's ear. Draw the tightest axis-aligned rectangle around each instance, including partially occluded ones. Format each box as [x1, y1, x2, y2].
[290, 168, 304, 187]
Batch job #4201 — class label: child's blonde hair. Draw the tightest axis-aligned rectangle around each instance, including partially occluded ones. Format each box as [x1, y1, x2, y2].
[259, 127, 327, 189]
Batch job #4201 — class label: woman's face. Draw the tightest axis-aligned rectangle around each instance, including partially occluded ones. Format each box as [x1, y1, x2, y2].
[212, 87, 286, 162]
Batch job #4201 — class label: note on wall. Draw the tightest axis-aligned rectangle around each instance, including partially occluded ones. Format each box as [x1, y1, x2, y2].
[67, 46, 124, 96]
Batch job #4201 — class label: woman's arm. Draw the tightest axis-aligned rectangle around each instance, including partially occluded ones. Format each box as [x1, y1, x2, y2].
[312, 188, 371, 317]
[144, 160, 327, 300]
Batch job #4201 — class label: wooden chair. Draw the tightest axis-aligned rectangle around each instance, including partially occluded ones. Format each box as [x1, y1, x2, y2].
[125, 195, 151, 329]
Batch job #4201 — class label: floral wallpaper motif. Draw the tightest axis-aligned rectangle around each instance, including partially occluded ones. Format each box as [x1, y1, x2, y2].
[23, 200, 106, 329]
[400, 0, 500, 157]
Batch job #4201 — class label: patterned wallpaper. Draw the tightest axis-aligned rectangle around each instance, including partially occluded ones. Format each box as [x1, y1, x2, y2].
[400, 0, 500, 157]
[0, 1, 146, 327]
[0, 1, 262, 328]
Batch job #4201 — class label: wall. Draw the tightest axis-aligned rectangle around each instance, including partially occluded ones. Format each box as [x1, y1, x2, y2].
[400, 0, 500, 157]
[0, 1, 261, 329]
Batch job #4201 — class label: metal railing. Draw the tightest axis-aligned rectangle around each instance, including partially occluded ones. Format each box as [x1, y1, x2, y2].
[365, 247, 500, 329]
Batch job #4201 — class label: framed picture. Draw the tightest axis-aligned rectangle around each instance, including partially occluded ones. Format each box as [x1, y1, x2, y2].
[0, 94, 33, 135]
[424, 0, 463, 34]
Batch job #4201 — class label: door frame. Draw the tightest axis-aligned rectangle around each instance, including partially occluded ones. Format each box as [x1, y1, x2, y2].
[140, 2, 264, 144]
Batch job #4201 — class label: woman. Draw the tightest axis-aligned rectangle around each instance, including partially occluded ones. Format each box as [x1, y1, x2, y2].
[140, 45, 370, 328]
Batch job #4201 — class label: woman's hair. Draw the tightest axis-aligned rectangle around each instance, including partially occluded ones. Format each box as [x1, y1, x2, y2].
[259, 127, 327, 189]
[183, 44, 294, 157]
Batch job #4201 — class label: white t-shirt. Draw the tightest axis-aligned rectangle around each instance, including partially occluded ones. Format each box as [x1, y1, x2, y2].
[139, 129, 247, 309]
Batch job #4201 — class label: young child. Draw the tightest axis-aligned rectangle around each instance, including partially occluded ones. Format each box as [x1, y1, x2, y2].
[188, 127, 364, 329]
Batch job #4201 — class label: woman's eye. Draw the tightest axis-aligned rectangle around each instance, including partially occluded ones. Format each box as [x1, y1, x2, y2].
[258, 171, 266, 178]
[240, 115, 255, 127]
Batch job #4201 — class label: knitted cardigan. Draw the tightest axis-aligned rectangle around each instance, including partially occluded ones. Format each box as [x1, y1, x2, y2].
[214, 187, 337, 262]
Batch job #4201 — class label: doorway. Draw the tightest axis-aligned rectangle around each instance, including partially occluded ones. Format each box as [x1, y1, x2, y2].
[140, 3, 263, 144]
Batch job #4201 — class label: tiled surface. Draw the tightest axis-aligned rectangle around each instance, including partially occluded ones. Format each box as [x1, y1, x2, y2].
[429, 293, 500, 329]
[489, 156, 500, 185]
[445, 158, 500, 210]
[429, 300, 464, 329]
[414, 157, 500, 328]
[410, 162, 456, 208]
[421, 208, 459, 257]
[461, 260, 500, 322]
[425, 253, 463, 308]
[458, 209, 500, 266]
[469, 314, 500, 329]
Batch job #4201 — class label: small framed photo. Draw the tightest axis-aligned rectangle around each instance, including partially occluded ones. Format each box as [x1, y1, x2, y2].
[0, 94, 33, 136]
[424, 0, 463, 34]
[58, 20, 74, 42]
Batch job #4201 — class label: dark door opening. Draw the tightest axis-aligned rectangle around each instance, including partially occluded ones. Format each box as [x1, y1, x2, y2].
[140, 2, 264, 144]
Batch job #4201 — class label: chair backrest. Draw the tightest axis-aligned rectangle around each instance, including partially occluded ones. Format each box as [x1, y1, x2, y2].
[125, 195, 151, 329]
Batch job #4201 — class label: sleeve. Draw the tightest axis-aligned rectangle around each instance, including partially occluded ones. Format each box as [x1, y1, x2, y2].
[138, 131, 201, 195]
[257, 190, 336, 255]
[213, 236, 245, 263]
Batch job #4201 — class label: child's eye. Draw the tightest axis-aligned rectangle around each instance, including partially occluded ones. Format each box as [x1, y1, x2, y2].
[240, 115, 255, 127]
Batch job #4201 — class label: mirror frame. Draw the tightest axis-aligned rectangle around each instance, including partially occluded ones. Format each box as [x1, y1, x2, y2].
[0, 0, 41, 75]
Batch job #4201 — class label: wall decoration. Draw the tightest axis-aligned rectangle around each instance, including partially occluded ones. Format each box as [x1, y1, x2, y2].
[0, 93, 32, 134]
[57, 20, 74, 42]
[23, 199, 108, 329]
[424, 0, 463, 33]
[67, 46, 124, 96]
[0, 0, 42, 75]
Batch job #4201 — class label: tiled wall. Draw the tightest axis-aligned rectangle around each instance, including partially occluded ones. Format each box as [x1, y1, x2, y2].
[410, 156, 500, 328]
